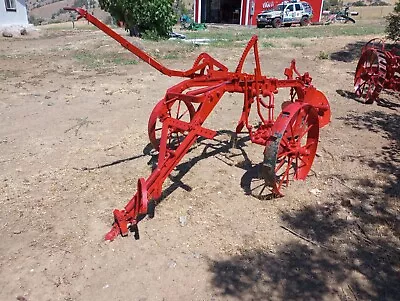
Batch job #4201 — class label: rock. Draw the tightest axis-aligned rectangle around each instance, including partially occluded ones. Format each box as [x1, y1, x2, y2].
[309, 188, 321, 196]
[20, 28, 27, 35]
[341, 198, 352, 207]
[2, 31, 13, 38]
[167, 260, 177, 268]
[179, 215, 187, 226]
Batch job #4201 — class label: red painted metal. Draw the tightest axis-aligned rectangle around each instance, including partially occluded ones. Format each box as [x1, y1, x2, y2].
[354, 38, 400, 104]
[64, 7, 330, 241]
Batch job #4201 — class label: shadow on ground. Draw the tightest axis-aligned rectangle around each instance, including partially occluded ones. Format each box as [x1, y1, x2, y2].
[330, 40, 400, 63]
[330, 41, 365, 62]
[209, 110, 400, 300]
[337, 89, 400, 110]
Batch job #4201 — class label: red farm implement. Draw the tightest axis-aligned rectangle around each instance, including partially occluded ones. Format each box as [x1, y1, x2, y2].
[354, 38, 400, 104]
[64, 8, 331, 241]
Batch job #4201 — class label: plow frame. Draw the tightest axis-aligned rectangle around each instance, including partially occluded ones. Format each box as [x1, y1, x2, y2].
[65, 8, 331, 241]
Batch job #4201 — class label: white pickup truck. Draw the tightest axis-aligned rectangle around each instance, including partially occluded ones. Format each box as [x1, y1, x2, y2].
[257, 0, 313, 28]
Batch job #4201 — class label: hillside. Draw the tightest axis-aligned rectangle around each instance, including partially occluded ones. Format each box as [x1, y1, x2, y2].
[28, 0, 110, 23]
[27, 0, 195, 23]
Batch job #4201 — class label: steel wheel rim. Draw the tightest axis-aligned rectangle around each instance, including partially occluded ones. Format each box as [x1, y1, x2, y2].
[273, 106, 318, 194]
[354, 49, 386, 103]
[148, 98, 195, 150]
[262, 104, 319, 197]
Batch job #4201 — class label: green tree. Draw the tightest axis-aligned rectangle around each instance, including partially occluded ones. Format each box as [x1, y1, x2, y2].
[385, 0, 400, 41]
[98, 0, 176, 40]
[323, 0, 344, 11]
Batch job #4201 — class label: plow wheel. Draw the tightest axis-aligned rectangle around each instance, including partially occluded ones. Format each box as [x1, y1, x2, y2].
[148, 97, 196, 150]
[262, 103, 319, 197]
[354, 48, 387, 104]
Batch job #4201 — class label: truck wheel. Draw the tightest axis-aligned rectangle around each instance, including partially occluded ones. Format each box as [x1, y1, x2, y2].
[300, 16, 309, 26]
[272, 18, 282, 28]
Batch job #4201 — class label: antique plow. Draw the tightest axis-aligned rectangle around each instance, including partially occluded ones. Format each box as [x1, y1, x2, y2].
[354, 38, 400, 104]
[65, 8, 330, 241]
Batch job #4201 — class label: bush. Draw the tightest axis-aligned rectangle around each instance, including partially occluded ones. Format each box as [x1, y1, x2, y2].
[385, 0, 400, 41]
[98, 0, 176, 40]
[370, 0, 390, 6]
[352, 1, 366, 6]
[28, 15, 44, 26]
[323, 0, 343, 11]
[73, 0, 89, 7]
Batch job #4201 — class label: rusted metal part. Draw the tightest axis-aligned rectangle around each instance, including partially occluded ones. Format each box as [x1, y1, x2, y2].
[64, 8, 331, 241]
[354, 38, 400, 104]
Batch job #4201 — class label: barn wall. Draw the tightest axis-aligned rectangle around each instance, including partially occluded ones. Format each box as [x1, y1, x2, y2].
[195, 0, 324, 25]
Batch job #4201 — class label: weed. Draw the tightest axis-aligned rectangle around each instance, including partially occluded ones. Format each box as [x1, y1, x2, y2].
[291, 41, 305, 48]
[73, 51, 138, 68]
[262, 41, 275, 48]
[162, 52, 179, 59]
[318, 51, 329, 60]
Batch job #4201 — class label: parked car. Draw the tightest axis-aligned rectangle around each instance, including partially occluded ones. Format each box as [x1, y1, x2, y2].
[257, 0, 313, 28]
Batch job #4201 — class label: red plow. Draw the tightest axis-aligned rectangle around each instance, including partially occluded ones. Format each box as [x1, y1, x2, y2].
[65, 8, 331, 241]
[354, 38, 400, 104]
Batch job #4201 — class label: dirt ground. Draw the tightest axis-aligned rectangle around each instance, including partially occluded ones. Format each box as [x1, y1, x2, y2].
[0, 24, 399, 301]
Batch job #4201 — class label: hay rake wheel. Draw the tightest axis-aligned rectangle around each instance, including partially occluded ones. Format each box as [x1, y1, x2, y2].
[148, 97, 195, 151]
[262, 103, 319, 197]
[354, 48, 387, 104]
[354, 38, 400, 104]
[64, 7, 331, 242]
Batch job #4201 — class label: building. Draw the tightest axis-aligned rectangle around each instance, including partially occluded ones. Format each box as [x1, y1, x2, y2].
[0, 0, 29, 27]
[194, 0, 324, 25]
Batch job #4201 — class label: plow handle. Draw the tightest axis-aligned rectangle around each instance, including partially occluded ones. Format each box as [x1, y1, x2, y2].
[63, 7, 200, 78]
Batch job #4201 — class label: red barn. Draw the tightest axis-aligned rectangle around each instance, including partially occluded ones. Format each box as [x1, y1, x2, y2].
[194, 0, 324, 25]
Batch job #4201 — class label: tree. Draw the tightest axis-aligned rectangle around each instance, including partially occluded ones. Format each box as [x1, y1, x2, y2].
[323, 0, 343, 11]
[385, 0, 400, 41]
[98, 0, 176, 40]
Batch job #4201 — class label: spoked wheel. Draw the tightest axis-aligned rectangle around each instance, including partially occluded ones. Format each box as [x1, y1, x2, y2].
[364, 38, 385, 52]
[354, 48, 387, 104]
[262, 103, 319, 197]
[148, 97, 196, 151]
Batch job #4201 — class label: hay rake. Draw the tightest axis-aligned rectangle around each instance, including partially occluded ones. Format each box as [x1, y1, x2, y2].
[64, 8, 331, 241]
[354, 38, 400, 104]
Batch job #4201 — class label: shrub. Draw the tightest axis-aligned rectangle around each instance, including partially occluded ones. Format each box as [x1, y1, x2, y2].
[98, 0, 176, 40]
[370, 1, 390, 6]
[352, 1, 366, 6]
[385, 0, 400, 41]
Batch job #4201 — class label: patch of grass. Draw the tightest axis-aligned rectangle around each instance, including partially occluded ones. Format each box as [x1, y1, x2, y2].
[262, 41, 275, 48]
[44, 24, 100, 31]
[161, 52, 179, 59]
[291, 41, 306, 48]
[151, 41, 199, 59]
[183, 22, 385, 46]
[317, 51, 329, 60]
[73, 51, 138, 68]
[111, 57, 138, 65]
